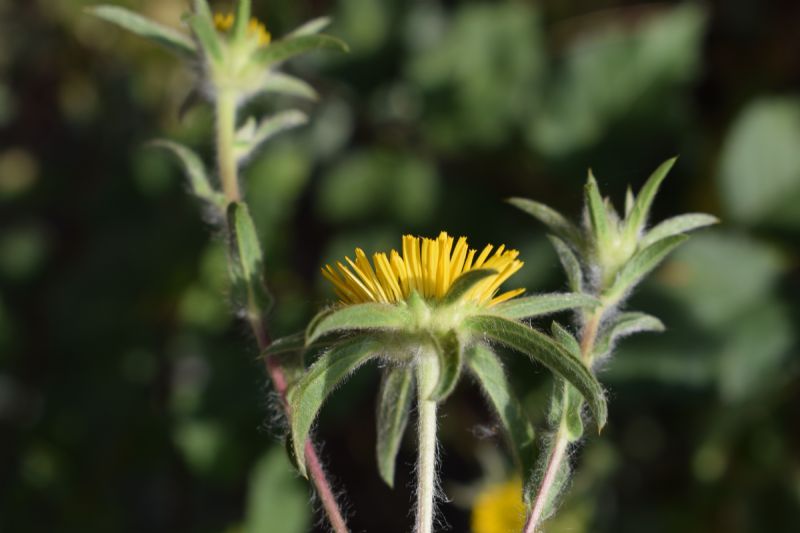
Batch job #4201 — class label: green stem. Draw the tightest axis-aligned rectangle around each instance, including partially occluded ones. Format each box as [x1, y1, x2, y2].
[216, 88, 240, 202]
[416, 353, 439, 533]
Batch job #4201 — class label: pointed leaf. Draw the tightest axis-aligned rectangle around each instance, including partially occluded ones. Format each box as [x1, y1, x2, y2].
[86, 6, 196, 57]
[429, 331, 463, 401]
[232, 0, 251, 42]
[259, 72, 319, 100]
[288, 16, 333, 38]
[508, 197, 582, 246]
[640, 213, 719, 248]
[604, 235, 687, 304]
[306, 303, 410, 344]
[255, 34, 349, 67]
[586, 171, 610, 245]
[441, 269, 496, 306]
[548, 236, 583, 292]
[149, 140, 225, 209]
[624, 186, 635, 217]
[187, 13, 222, 62]
[227, 202, 271, 316]
[466, 343, 535, 481]
[624, 157, 678, 240]
[288, 335, 384, 476]
[490, 293, 599, 321]
[550, 322, 580, 358]
[466, 315, 607, 431]
[594, 312, 665, 358]
[235, 110, 309, 163]
[376, 365, 414, 487]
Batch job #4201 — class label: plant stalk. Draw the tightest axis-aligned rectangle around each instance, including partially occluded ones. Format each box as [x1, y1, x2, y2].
[415, 354, 439, 533]
[216, 88, 240, 202]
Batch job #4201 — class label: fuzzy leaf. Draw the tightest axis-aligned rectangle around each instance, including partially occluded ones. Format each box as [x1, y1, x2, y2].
[527, 431, 571, 511]
[376, 365, 414, 487]
[226, 202, 271, 316]
[548, 236, 583, 292]
[441, 269, 496, 306]
[624, 157, 677, 241]
[260, 73, 319, 100]
[508, 197, 582, 246]
[594, 312, 665, 358]
[551, 322, 581, 358]
[149, 140, 224, 209]
[288, 335, 383, 476]
[235, 110, 309, 162]
[490, 293, 598, 321]
[466, 343, 535, 481]
[287, 16, 333, 38]
[640, 213, 719, 248]
[306, 303, 410, 344]
[187, 13, 222, 62]
[466, 315, 607, 431]
[255, 34, 348, 67]
[604, 235, 687, 303]
[86, 6, 196, 57]
[585, 171, 611, 245]
[262, 332, 307, 388]
[232, 0, 251, 42]
[429, 331, 463, 401]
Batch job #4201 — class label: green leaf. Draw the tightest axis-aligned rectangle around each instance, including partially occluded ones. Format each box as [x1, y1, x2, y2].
[548, 378, 584, 443]
[259, 73, 319, 100]
[604, 235, 687, 304]
[624, 186, 635, 217]
[441, 269, 496, 306]
[232, 0, 251, 42]
[255, 34, 349, 67]
[262, 332, 309, 387]
[490, 293, 598, 320]
[376, 365, 414, 487]
[623, 157, 677, 241]
[306, 302, 410, 344]
[551, 322, 581, 358]
[288, 335, 384, 476]
[86, 6, 196, 58]
[508, 197, 582, 246]
[429, 331, 463, 401]
[226, 202, 271, 317]
[466, 315, 607, 431]
[547, 236, 583, 292]
[466, 343, 535, 481]
[585, 170, 611, 245]
[187, 13, 223, 62]
[287, 16, 333, 38]
[640, 213, 719, 248]
[243, 448, 311, 533]
[527, 434, 571, 512]
[149, 140, 225, 209]
[594, 312, 665, 359]
[235, 110, 309, 162]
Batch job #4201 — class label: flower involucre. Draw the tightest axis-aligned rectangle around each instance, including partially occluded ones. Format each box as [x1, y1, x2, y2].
[322, 232, 525, 307]
[213, 12, 272, 46]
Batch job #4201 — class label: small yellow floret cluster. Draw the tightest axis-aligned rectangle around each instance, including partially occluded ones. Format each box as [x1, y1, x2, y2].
[213, 12, 272, 46]
[471, 477, 526, 533]
[322, 232, 525, 307]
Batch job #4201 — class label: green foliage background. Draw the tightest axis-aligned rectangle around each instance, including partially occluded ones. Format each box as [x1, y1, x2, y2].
[1, 0, 799, 531]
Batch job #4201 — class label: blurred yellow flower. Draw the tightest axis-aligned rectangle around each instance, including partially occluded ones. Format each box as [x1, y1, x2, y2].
[471, 477, 526, 533]
[213, 12, 272, 46]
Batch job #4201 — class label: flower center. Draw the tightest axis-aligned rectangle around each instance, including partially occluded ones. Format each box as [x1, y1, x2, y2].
[213, 12, 272, 46]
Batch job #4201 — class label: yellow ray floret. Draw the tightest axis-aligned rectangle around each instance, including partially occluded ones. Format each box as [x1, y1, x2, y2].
[322, 232, 525, 307]
[213, 12, 272, 46]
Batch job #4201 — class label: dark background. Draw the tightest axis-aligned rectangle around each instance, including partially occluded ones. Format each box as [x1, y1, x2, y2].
[1, 0, 799, 531]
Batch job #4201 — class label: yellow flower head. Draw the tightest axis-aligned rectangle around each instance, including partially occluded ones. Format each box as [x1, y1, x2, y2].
[471, 477, 526, 533]
[322, 232, 525, 307]
[213, 12, 272, 46]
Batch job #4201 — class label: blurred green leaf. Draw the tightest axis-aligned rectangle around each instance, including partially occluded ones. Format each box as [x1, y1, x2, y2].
[243, 447, 311, 533]
[0, 225, 48, 281]
[86, 6, 196, 58]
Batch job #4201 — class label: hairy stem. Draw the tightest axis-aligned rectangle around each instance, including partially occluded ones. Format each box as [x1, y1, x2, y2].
[416, 354, 439, 533]
[216, 89, 240, 202]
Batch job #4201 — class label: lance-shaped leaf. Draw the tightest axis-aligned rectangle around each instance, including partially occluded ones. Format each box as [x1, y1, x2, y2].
[466, 315, 607, 431]
[429, 331, 463, 401]
[376, 365, 414, 487]
[255, 34, 349, 67]
[86, 6, 197, 58]
[227, 202, 271, 316]
[551, 322, 581, 359]
[259, 73, 319, 100]
[508, 197, 582, 246]
[466, 343, 535, 482]
[231, 0, 251, 42]
[604, 235, 687, 304]
[441, 269, 496, 306]
[149, 140, 225, 209]
[640, 213, 719, 248]
[548, 236, 584, 293]
[306, 303, 410, 344]
[287, 16, 332, 38]
[624, 186, 635, 218]
[594, 312, 665, 358]
[490, 293, 598, 321]
[547, 378, 584, 444]
[187, 13, 222, 62]
[623, 157, 677, 241]
[288, 335, 384, 476]
[585, 171, 611, 246]
[234, 110, 309, 162]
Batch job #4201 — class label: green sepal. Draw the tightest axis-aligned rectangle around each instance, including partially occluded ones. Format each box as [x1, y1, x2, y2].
[306, 302, 410, 345]
[288, 334, 384, 477]
[226, 202, 272, 317]
[255, 34, 349, 67]
[187, 13, 223, 62]
[259, 73, 319, 100]
[594, 312, 665, 359]
[585, 170, 610, 246]
[234, 110, 309, 163]
[490, 293, 599, 321]
[623, 157, 677, 241]
[376, 365, 414, 487]
[639, 213, 719, 249]
[465, 343, 535, 486]
[232, 0, 251, 42]
[508, 197, 583, 247]
[440, 269, 496, 306]
[547, 236, 583, 293]
[466, 315, 607, 432]
[149, 140, 225, 210]
[429, 331, 463, 402]
[86, 6, 197, 58]
[604, 235, 688, 304]
[287, 16, 333, 38]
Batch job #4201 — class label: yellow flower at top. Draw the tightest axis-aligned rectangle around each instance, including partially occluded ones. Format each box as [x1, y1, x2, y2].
[213, 12, 272, 46]
[322, 232, 525, 307]
[471, 477, 526, 533]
